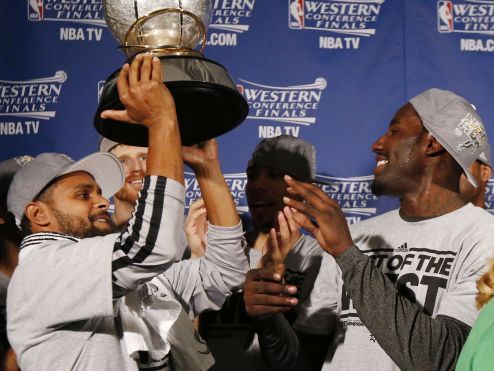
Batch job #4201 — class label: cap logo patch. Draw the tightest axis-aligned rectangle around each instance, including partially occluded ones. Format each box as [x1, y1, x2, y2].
[14, 155, 33, 167]
[454, 113, 486, 154]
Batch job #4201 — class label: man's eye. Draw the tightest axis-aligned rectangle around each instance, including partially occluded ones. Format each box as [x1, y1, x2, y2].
[77, 192, 90, 199]
[119, 158, 130, 166]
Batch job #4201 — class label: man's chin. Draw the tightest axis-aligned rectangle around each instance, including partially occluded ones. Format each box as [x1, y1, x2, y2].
[80, 225, 112, 238]
[94, 224, 112, 236]
[115, 187, 139, 205]
[370, 180, 384, 196]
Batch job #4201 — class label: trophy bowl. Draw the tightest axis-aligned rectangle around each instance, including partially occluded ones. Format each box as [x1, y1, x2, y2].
[94, 0, 249, 146]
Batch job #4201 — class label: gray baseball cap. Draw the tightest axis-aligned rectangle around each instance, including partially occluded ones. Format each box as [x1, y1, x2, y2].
[0, 156, 33, 211]
[7, 152, 125, 225]
[99, 137, 147, 153]
[409, 88, 490, 188]
[247, 135, 328, 184]
[99, 137, 120, 152]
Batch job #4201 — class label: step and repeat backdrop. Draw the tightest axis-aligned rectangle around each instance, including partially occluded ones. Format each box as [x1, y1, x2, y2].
[1, 0, 494, 223]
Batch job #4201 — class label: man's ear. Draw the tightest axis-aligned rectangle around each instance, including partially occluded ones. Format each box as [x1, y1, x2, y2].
[480, 164, 492, 182]
[424, 133, 445, 157]
[24, 201, 51, 228]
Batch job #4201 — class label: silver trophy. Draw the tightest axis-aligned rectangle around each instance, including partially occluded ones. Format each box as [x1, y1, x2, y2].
[95, 0, 248, 146]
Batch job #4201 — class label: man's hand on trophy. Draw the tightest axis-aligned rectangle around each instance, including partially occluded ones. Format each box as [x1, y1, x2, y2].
[101, 53, 177, 128]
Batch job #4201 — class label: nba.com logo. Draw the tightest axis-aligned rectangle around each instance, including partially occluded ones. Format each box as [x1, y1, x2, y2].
[437, 0, 454, 32]
[28, 0, 44, 20]
[289, 0, 304, 29]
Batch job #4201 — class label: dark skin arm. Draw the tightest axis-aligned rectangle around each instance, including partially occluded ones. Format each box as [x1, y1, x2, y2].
[283, 175, 471, 370]
[244, 266, 331, 370]
[243, 210, 332, 370]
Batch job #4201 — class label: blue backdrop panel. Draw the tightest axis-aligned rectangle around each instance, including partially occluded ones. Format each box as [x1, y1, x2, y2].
[2, 0, 493, 222]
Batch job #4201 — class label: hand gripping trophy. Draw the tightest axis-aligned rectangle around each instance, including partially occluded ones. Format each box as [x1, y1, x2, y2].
[95, 0, 249, 145]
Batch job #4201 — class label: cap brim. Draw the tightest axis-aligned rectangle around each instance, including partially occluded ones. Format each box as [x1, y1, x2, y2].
[62, 152, 125, 198]
[99, 137, 120, 153]
[464, 169, 479, 188]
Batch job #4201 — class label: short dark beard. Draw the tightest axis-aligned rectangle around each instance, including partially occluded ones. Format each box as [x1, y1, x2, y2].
[370, 180, 384, 196]
[52, 208, 108, 239]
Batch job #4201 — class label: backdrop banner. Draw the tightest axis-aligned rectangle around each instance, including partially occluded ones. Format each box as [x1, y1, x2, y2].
[2, 0, 494, 221]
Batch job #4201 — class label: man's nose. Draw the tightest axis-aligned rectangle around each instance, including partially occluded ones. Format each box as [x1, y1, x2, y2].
[126, 157, 145, 173]
[95, 195, 110, 210]
[371, 134, 385, 153]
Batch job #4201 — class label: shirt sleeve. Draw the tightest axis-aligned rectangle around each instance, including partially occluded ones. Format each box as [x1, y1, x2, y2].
[163, 221, 249, 315]
[112, 176, 186, 297]
[335, 245, 471, 371]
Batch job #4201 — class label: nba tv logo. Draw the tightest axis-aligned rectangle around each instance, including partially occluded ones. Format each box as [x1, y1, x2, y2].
[437, 0, 453, 33]
[289, 0, 304, 29]
[28, 0, 44, 21]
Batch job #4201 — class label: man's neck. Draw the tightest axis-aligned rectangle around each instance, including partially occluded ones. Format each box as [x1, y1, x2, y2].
[399, 186, 467, 219]
[112, 199, 135, 229]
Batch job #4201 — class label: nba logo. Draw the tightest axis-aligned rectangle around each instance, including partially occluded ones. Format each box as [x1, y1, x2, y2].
[237, 84, 244, 95]
[28, 0, 43, 21]
[289, 0, 304, 29]
[437, 1, 453, 33]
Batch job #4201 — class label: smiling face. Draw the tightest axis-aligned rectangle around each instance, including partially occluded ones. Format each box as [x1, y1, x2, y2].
[110, 145, 148, 204]
[35, 171, 112, 238]
[371, 103, 429, 197]
[246, 166, 288, 233]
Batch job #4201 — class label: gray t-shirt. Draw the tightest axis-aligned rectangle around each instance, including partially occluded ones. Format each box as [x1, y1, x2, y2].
[295, 204, 494, 370]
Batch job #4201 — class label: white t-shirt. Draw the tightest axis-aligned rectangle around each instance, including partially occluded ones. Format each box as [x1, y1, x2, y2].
[295, 204, 494, 370]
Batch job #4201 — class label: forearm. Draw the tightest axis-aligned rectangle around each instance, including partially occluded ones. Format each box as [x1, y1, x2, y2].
[254, 314, 330, 371]
[203, 222, 249, 290]
[146, 121, 184, 185]
[193, 161, 240, 227]
[336, 246, 470, 371]
[112, 175, 185, 297]
[254, 314, 300, 370]
[164, 222, 249, 314]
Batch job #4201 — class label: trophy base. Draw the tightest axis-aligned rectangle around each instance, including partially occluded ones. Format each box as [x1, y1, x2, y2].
[94, 55, 249, 146]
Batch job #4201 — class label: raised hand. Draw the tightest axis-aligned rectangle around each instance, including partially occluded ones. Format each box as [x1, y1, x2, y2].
[243, 264, 298, 319]
[283, 175, 353, 257]
[259, 206, 301, 268]
[182, 139, 219, 172]
[101, 53, 176, 128]
[184, 198, 208, 258]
